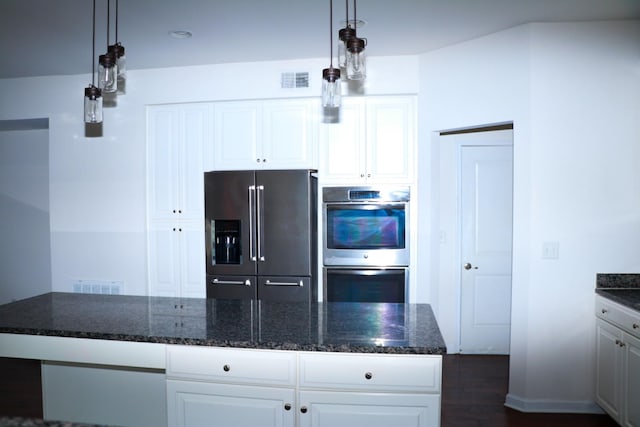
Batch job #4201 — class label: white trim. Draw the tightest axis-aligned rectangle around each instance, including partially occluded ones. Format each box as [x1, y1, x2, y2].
[505, 393, 605, 414]
[0, 333, 166, 369]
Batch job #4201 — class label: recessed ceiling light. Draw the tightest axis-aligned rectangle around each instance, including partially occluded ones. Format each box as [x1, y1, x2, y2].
[169, 30, 193, 39]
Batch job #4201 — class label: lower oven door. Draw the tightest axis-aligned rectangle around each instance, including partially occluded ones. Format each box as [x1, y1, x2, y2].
[323, 267, 407, 303]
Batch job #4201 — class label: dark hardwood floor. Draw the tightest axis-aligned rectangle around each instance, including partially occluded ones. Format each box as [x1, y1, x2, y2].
[0, 355, 620, 426]
[442, 354, 618, 427]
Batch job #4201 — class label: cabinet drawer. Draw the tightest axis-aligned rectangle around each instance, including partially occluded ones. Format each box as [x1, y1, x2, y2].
[596, 297, 640, 339]
[299, 352, 441, 393]
[167, 345, 297, 386]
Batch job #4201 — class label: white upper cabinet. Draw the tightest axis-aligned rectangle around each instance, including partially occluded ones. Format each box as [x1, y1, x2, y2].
[319, 95, 416, 185]
[213, 98, 319, 170]
[147, 103, 213, 222]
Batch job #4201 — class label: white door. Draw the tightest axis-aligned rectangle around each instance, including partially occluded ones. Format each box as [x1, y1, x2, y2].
[458, 130, 513, 354]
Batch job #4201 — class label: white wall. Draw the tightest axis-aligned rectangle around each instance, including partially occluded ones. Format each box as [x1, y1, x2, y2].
[0, 56, 418, 296]
[0, 124, 51, 304]
[417, 20, 640, 412]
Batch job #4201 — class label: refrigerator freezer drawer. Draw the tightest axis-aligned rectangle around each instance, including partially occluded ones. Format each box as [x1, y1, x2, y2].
[206, 275, 257, 300]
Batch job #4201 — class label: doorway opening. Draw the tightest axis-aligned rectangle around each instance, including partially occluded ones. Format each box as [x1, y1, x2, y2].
[438, 124, 514, 354]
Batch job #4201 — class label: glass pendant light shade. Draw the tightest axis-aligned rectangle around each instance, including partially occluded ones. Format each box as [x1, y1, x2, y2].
[322, 68, 341, 108]
[84, 85, 103, 123]
[108, 43, 126, 94]
[346, 37, 366, 80]
[338, 26, 355, 69]
[98, 52, 118, 93]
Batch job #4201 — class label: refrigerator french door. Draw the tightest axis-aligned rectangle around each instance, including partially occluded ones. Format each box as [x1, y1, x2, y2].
[205, 170, 317, 302]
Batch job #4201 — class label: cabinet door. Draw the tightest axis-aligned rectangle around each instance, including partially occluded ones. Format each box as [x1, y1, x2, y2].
[366, 96, 415, 184]
[298, 390, 439, 427]
[319, 98, 366, 183]
[148, 222, 181, 297]
[148, 221, 205, 298]
[167, 380, 295, 427]
[147, 104, 210, 221]
[595, 319, 623, 421]
[178, 221, 206, 298]
[179, 105, 210, 221]
[213, 101, 261, 170]
[147, 107, 181, 221]
[623, 332, 640, 427]
[262, 99, 319, 169]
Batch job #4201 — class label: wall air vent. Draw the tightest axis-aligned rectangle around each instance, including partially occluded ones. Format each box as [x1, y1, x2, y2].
[281, 72, 310, 89]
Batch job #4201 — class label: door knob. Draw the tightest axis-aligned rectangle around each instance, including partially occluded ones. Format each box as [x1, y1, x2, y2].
[464, 262, 478, 270]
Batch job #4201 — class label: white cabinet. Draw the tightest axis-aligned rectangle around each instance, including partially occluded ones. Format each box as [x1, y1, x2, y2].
[212, 98, 319, 170]
[319, 96, 416, 184]
[595, 296, 640, 426]
[166, 345, 297, 427]
[297, 352, 441, 427]
[147, 103, 212, 297]
[165, 346, 442, 427]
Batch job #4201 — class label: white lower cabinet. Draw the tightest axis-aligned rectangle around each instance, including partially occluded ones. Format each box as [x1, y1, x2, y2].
[298, 391, 439, 427]
[166, 345, 442, 427]
[595, 296, 640, 426]
[167, 380, 295, 427]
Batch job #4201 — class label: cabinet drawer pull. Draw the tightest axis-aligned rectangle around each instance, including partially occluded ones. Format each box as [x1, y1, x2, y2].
[365, 372, 373, 380]
[300, 406, 308, 414]
[223, 364, 230, 372]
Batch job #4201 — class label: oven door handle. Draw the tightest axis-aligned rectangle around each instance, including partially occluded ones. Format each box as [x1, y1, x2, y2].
[265, 280, 303, 287]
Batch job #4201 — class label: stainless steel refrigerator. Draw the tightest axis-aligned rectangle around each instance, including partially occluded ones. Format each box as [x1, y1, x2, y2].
[204, 170, 318, 302]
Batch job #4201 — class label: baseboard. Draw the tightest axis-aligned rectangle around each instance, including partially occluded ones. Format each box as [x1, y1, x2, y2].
[504, 393, 605, 414]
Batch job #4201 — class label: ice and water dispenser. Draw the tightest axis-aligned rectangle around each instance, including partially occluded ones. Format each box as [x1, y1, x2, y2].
[212, 220, 240, 265]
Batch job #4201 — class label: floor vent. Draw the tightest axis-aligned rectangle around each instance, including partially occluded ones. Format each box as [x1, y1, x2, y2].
[281, 71, 310, 89]
[73, 279, 123, 295]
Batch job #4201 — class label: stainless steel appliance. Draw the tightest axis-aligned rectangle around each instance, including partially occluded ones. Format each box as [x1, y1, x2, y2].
[322, 186, 410, 303]
[205, 170, 317, 302]
[322, 186, 410, 266]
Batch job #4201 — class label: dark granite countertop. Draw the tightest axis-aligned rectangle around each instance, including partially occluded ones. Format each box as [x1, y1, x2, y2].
[0, 417, 111, 427]
[596, 273, 640, 312]
[0, 292, 446, 354]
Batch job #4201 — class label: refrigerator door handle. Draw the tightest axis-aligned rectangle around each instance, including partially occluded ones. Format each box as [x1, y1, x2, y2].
[265, 280, 304, 287]
[257, 185, 265, 262]
[212, 278, 252, 286]
[248, 185, 257, 261]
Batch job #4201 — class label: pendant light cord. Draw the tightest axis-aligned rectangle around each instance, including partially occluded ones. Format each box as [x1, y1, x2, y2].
[107, 0, 111, 47]
[329, 0, 333, 68]
[115, 0, 119, 42]
[92, 0, 96, 86]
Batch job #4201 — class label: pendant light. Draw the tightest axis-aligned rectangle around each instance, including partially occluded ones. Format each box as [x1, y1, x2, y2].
[98, 0, 118, 93]
[84, 0, 103, 124]
[345, 0, 366, 80]
[337, 1, 355, 69]
[108, 0, 126, 94]
[322, 0, 341, 108]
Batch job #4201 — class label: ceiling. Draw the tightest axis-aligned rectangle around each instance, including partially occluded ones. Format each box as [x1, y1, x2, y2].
[1, 0, 639, 80]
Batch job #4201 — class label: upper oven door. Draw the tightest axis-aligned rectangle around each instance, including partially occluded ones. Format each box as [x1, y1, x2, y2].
[323, 201, 409, 266]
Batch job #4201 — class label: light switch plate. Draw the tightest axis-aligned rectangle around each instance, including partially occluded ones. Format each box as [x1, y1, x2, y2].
[542, 241, 559, 260]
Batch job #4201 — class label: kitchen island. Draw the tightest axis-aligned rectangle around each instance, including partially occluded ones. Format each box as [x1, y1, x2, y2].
[0, 293, 446, 427]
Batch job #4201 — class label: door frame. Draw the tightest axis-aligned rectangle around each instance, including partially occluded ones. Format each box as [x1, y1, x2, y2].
[437, 125, 514, 354]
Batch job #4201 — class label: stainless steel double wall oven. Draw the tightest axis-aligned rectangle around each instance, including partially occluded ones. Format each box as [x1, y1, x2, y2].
[322, 186, 410, 303]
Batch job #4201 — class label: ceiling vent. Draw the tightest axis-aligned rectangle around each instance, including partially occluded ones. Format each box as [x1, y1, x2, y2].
[281, 72, 310, 89]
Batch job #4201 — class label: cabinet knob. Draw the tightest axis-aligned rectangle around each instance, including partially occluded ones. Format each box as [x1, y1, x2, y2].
[365, 372, 373, 380]
[256, 158, 261, 162]
[360, 173, 365, 178]
[284, 403, 292, 411]
[601, 308, 608, 314]
[300, 406, 308, 414]
[223, 364, 230, 372]
[634, 323, 639, 329]
[263, 158, 267, 163]
[367, 173, 371, 178]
